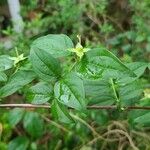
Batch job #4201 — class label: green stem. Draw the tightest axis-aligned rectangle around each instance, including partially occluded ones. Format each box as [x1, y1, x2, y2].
[110, 78, 120, 109]
[68, 58, 79, 72]
[15, 47, 19, 57]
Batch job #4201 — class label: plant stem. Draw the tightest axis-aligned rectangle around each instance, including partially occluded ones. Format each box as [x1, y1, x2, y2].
[0, 104, 150, 110]
[110, 78, 122, 110]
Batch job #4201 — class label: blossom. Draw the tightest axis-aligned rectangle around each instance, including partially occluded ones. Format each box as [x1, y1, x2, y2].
[68, 35, 90, 59]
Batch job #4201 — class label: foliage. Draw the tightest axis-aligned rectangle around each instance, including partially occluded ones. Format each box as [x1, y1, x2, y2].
[0, 34, 150, 149]
[0, 0, 150, 149]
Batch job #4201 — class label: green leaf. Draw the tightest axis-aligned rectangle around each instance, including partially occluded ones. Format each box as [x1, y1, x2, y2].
[84, 78, 142, 107]
[8, 136, 29, 150]
[8, 108, 25, 127]
[31, 34, 74, 58]
[51, 99, 74, 123]
[0, 70, 36, 98]
[30, 47, 62, 81]
[54, 73, 86, 110]
[119, 80, 143, 106]
[134, 112, 150, 125]
[23, 112, 44, 138]
[118, 62, 149, 84]
[30, 82, 53, 104]
[0, 71, 7, 82]
[129, 98, 150, 126]
[77, 48, 136, 79]
[0, 55, 14, 71]
[126, 62, 148, 77]
[84, 79, 115, 105]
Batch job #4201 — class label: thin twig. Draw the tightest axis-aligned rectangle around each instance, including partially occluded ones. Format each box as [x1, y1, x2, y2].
[70, 113, 99, 137]
[42, 115, 71, 133]
[87, 105, 117, 109]
[0, 104, 150, 110]
[0, 104, 50, 108]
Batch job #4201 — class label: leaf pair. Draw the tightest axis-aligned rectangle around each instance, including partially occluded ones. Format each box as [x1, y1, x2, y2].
[30, 34, 86, 123]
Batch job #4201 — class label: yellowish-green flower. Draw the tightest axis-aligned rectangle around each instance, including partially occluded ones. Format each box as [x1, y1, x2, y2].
[10, 54, 27, 66]
[10, 48, 27, 66]
[68, 35, 90, 59]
